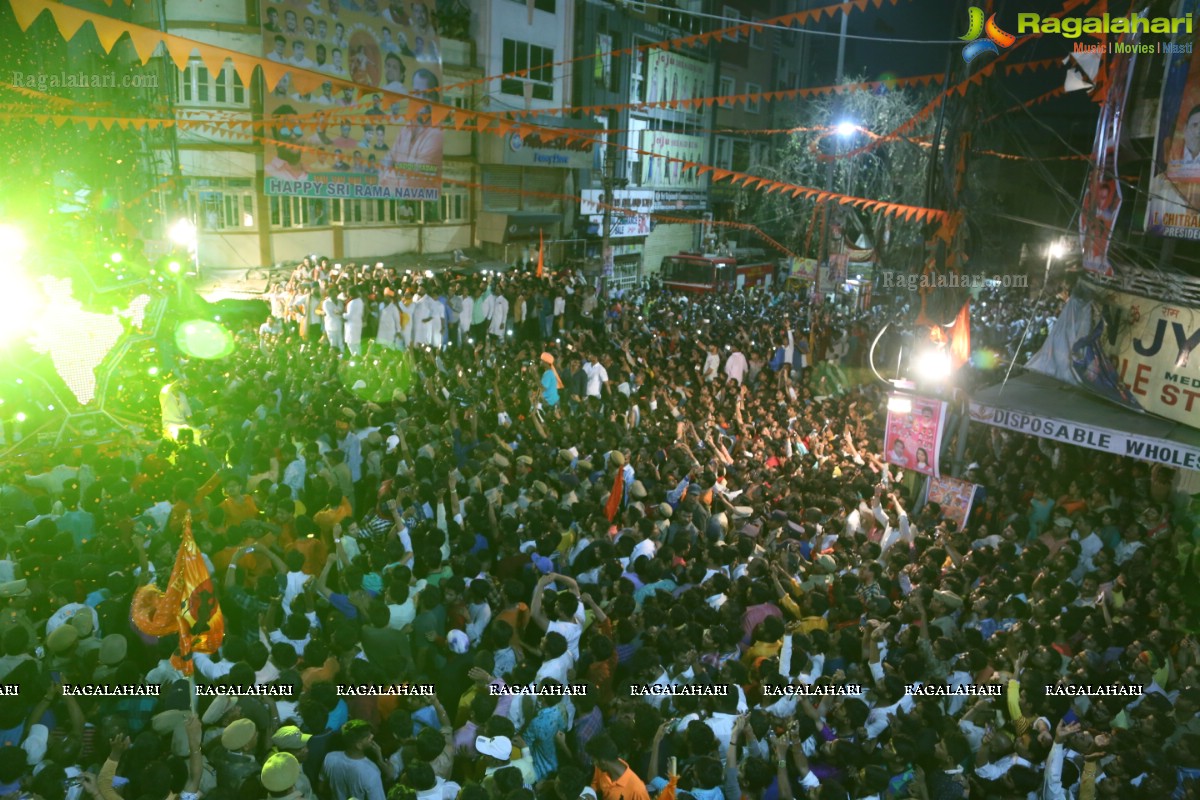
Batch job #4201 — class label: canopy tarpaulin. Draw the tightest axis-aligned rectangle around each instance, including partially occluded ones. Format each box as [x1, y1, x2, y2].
[970, 372, 1200, 470]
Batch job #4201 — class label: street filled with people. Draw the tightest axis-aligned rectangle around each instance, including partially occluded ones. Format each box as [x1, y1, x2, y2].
[1, 263, 1197, 800]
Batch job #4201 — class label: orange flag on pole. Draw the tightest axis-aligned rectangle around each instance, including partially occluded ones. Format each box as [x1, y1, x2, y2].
[131, 513, 224, 675]
[536, 229, 545, 277]
[604, 470, 624, 522]
[949, 300, 971, 369]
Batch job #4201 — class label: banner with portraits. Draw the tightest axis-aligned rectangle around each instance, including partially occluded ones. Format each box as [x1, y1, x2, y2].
[1146, 0, 1200, 240]
[260, 0, 444, 200]
[884, 395, 947, 478]
[926, 475, 978, 532]
[644, 50, 712, 112]
[640, 131, 706, 190]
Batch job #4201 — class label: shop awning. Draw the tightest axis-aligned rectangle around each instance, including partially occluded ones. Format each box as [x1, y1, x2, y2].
[969, 372, 1200, 470]
[477, 212, 562, 244]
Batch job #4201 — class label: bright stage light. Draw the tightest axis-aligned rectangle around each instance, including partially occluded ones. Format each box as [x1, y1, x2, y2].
[169, 219, 197, 248]
[887, 395, 912, 414]
[14, 412, 26, 422]
[914, 350, 952, 383]
[111, 252, 123, 263]
[168, 261, 181, 274]
[0, 225, 28, 264]
[835, 120, 857, 137]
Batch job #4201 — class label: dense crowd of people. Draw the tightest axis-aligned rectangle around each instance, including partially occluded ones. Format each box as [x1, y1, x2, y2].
[0, 261, 1197, 800]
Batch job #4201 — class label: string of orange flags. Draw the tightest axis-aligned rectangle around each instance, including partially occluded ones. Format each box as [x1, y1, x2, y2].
[436, 0, 916, 95]
[980, 86, 1067, 125]
[0, 2, 955, 224]
[0, 105, 1087, 165]
[828, 0, 1097, 161]
[8, 0, 1081, 146]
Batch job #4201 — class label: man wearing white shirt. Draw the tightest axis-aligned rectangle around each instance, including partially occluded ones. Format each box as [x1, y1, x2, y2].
[321, 292, 345, 351]
[702, 344, 721, 381]
[582, 354, 608, 400]
[706, 693, 740, 764]
[343, 288, 365, 355]
[723, 346, 748, 384]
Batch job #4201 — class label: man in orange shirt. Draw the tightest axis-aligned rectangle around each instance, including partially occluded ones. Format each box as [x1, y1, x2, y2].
[313, 488, 353, 542]
[220, 479, 260, 528]
[588, 736, 651, 800]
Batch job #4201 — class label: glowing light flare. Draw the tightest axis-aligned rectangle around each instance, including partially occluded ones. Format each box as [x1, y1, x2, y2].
[169, 219, 197, 248]
[913, 350, 953, 383]
[835, 120, 858, 137]
[174, 319, 234, 360]
[0, 225, 28, 264]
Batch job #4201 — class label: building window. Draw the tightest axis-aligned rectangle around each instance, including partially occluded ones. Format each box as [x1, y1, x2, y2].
[631, 48, 647, 104]
[440, 185, 470, 223]
[715, 137, 733, 170]
[270, 196, 325, 229]
[749, 17, 763, 49]
[189, 179, 256, 231]
[722, 6, 742, 41]
[329, 199, 419, 226]
[749, 142, 769, 168]
[718, 76, 735, 107]
[745, 83, 761, 113]
[501, 39, 555, 101]
[507, 0, 555, 9]
[179, 60, 247, 107]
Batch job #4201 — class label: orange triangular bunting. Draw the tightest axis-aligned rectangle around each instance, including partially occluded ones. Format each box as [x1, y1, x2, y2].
[10, 0, 48, 31]
[198, 47, 228, 80]
[91, 16, 127, 53]
[45, 2, 92, 40]
[165, 39, 195, 72]
[126, 27, 163, 64]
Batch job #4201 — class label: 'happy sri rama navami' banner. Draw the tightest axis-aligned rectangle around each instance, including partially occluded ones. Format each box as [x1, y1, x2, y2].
[260, 0, 444, 200]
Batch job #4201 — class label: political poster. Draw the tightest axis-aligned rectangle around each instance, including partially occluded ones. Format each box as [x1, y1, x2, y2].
[260, 0, 444, 200]
[884, 395, 947, 477]
[927, 475, 978, 532]
[1146, 0, 1200, 240]
[1080, 21, 1143, 273]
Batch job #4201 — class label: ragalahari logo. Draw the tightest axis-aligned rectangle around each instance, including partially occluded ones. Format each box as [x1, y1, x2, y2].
[961, 7, 1016, 63]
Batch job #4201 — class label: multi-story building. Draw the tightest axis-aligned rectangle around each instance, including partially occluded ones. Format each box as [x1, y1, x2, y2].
[573, 0, 717, 288]
[131, 0, 482, 270]
[710, 1, 810, 248]
[471, 0, 584, 266]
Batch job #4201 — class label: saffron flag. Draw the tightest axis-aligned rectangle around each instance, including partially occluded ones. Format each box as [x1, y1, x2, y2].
[131, 513, 224, 674]
[536, 229, 545, 278]
[949, 301, 971, 369]
[604, 470, 624, 522]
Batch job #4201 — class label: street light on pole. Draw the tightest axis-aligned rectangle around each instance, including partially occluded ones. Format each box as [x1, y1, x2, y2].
[1044, 240, 1065, 286]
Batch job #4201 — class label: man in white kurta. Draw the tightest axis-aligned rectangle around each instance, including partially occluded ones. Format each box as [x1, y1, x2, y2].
[321, 293, 345, 351]
[455, 295, 472, 348]
[376, 296, 401, 349]
[412, 293, 437, 346]
[344, 290, 365, 355]
[488, 292, 510, 340]
[397, 293, 415, 349]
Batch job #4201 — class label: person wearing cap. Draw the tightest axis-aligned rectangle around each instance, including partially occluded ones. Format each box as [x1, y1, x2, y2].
[270, 728, 316, 800]
[540, 352, 563, 408]
[320, 719, 391, 800]
[213, 717, 261, 791]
